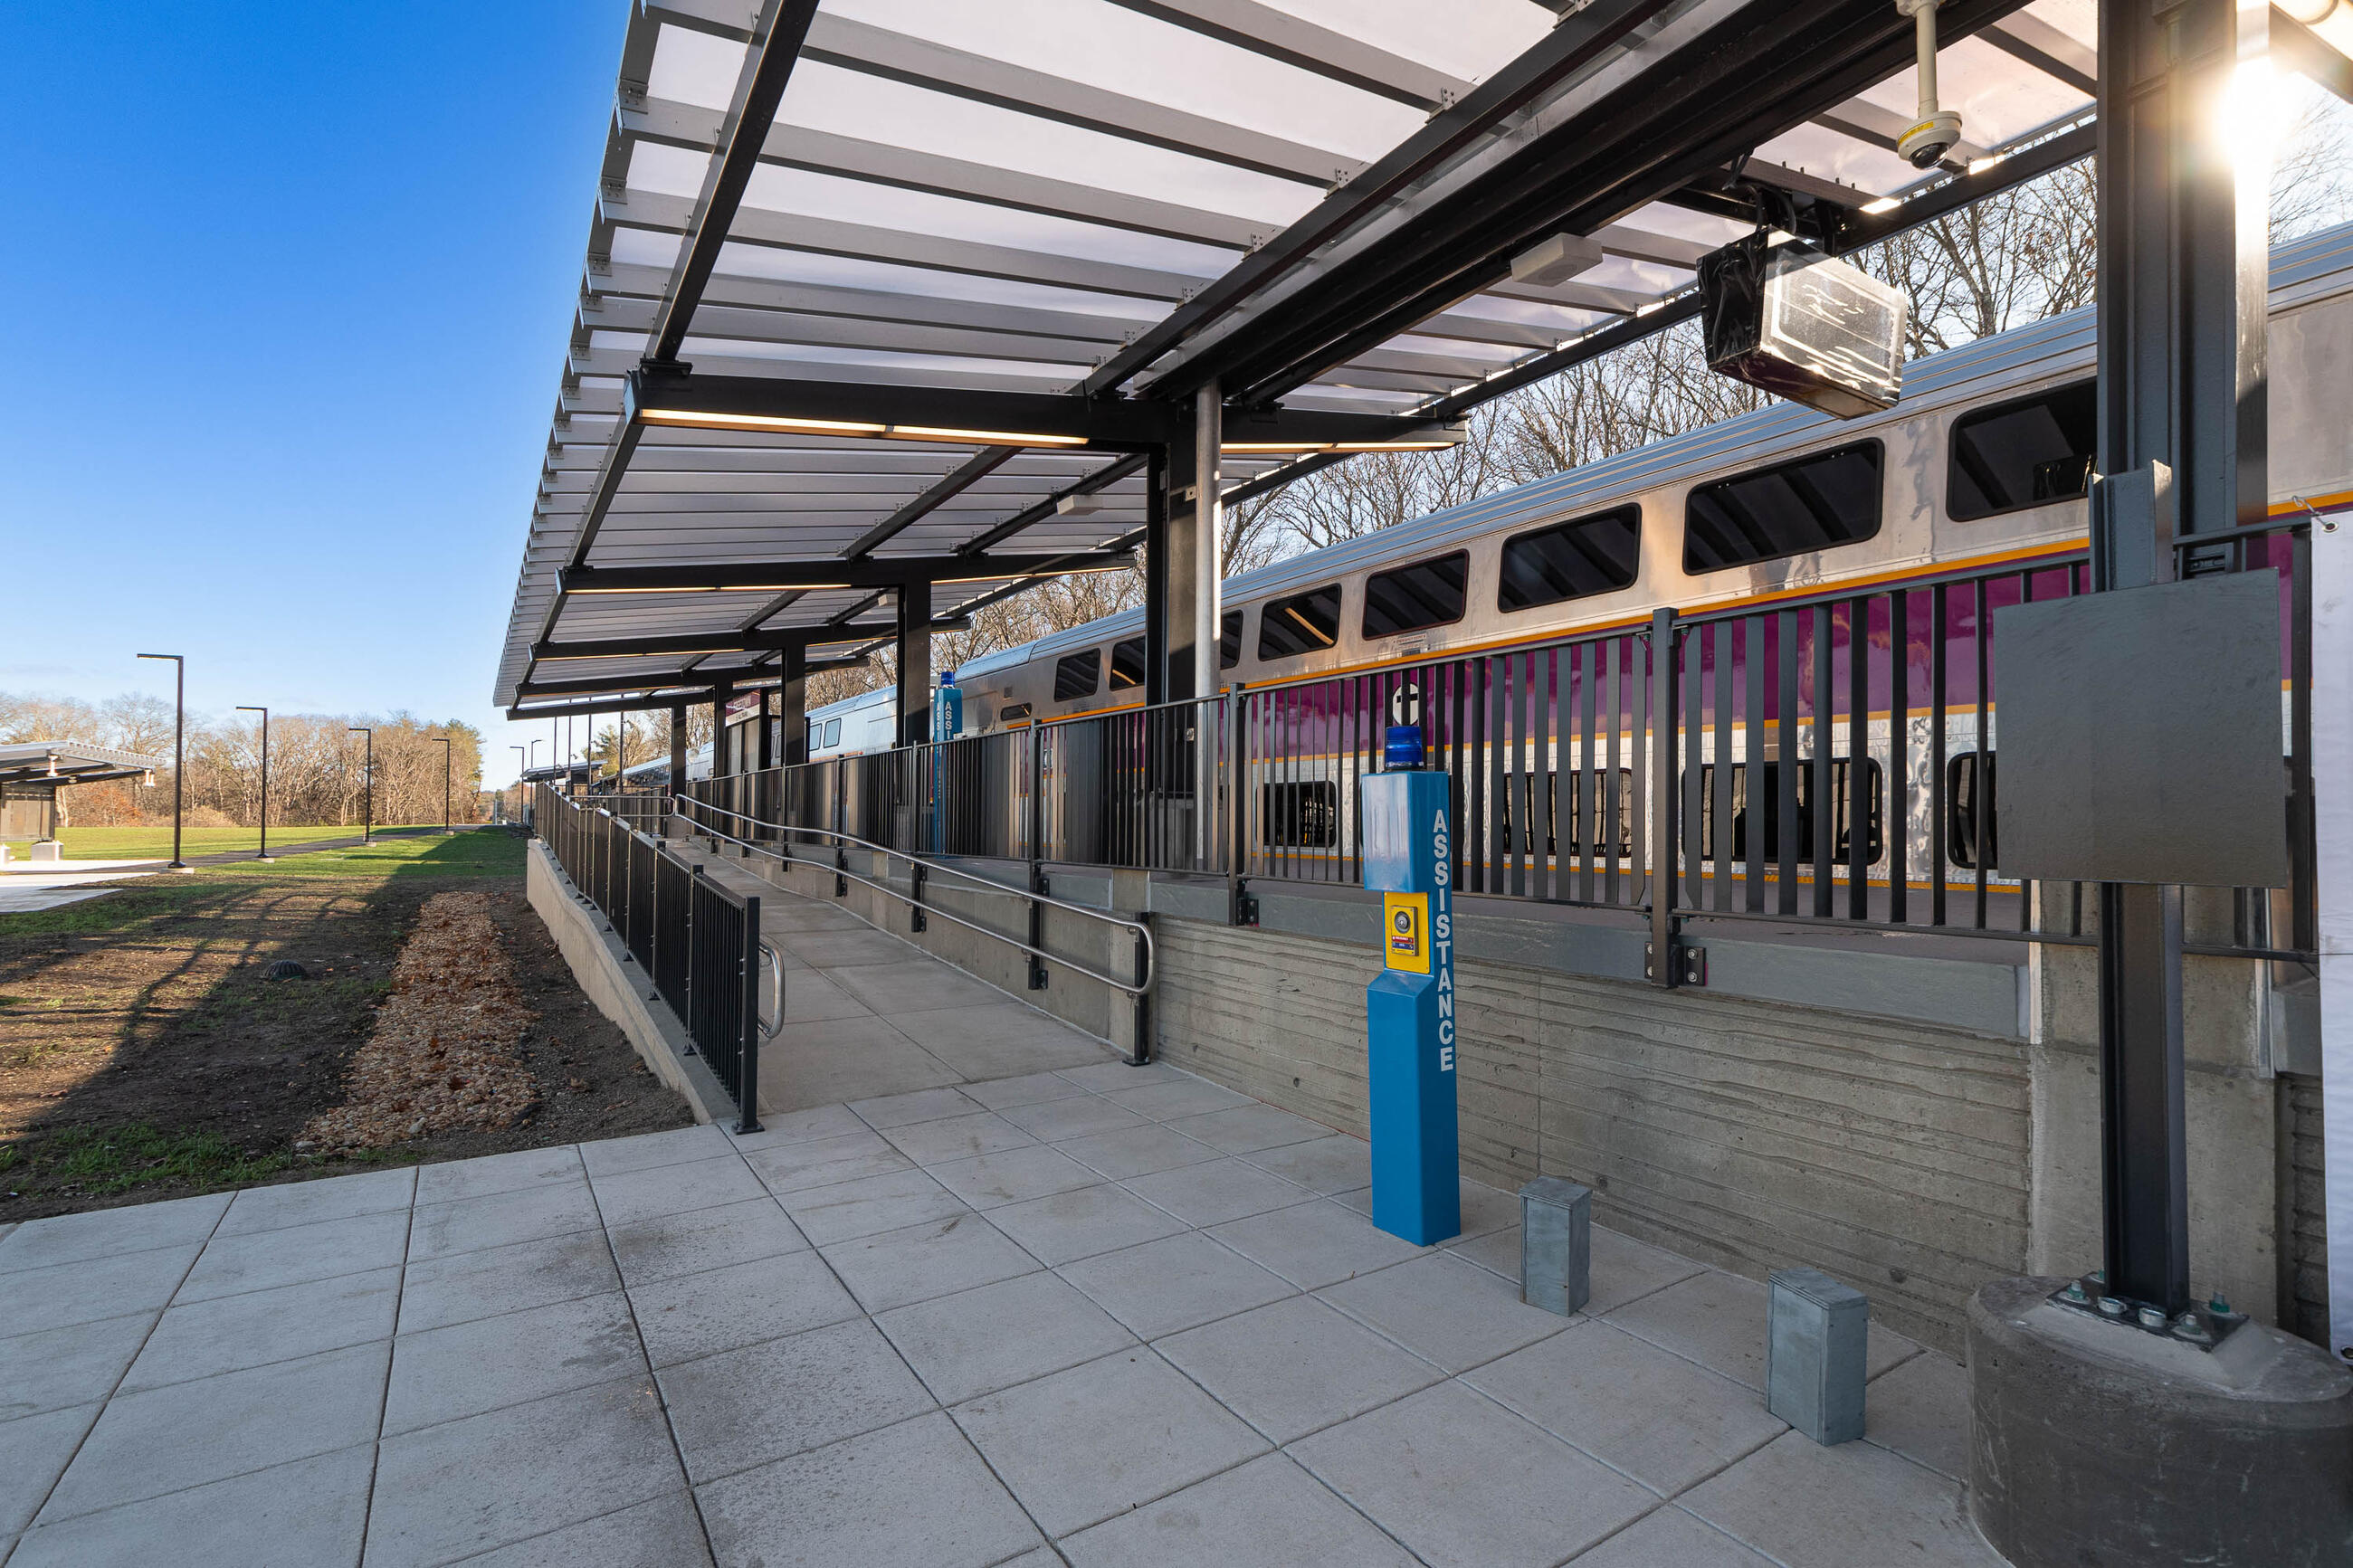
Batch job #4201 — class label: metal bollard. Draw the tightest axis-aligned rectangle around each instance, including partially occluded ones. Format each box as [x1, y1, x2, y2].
[1518, 1176, 1591, 1316]
[1767, 1266, 1867, 1444]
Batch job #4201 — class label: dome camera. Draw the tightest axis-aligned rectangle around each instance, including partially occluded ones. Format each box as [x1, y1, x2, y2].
[1898, 109, 1965, 168]
[1894, 0, 1964, 170]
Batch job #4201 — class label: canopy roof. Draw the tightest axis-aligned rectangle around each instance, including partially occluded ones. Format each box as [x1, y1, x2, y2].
[496, 0, 2120, 715]
[0, 744, 168, 791]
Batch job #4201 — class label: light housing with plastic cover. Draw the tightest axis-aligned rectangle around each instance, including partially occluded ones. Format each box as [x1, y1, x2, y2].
[1698, 234, 1907, 419]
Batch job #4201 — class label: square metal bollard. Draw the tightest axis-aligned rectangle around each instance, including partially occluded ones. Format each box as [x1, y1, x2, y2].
[1767, 1266, 1867, 1445]
[1518, 1176, 1591, 1316]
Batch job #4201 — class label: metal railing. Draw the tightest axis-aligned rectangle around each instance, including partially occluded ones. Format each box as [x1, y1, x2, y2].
[672, 793, 1157, 1064]
[670, 538, 2312, 971]
[536, 785, 781, 1127]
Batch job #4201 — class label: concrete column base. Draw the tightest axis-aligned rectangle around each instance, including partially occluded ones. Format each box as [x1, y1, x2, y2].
[1967, 1276, 2353, 1567]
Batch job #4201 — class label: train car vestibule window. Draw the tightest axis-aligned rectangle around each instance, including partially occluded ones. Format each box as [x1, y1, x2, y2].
[1220, 610, 1243, 670]
[1947, 381, 2095, 521]
[1109, 637, 1148, 690]
[1053, 651, 1100, 702]
[823, 718, 842, 747]
[1683, 442, 1882, 573]
[1362, 552, 1469, 638]
[1257, 584, 1342, 660]
[1498, 505, 1642, 611]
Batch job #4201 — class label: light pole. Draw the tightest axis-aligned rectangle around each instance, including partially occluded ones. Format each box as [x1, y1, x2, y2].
[431, 735, 452, 835]
[510, 745, 527, 822]
[234, 706, 272, 860]
[135, 653, 188, 870]
[347, 727, 374, 844]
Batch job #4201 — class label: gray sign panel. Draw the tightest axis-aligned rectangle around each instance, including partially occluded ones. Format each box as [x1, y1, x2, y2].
[1993, 571, 2289, 888]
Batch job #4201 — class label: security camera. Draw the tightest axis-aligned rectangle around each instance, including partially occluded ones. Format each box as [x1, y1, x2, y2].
[1894, 0, 1964, 169]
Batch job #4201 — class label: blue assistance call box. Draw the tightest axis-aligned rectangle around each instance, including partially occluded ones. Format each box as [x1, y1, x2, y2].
[930, 671, 963, 853]
[1359, 724, 1461, 1245]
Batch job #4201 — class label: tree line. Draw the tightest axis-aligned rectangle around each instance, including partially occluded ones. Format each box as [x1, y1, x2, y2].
[0, 692, 486, 828]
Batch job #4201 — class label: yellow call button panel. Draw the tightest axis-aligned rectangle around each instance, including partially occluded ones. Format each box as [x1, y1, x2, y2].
[1382, 893, 1430, 974]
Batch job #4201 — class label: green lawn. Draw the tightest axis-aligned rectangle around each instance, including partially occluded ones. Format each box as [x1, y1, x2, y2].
[4, 823, 450, 862]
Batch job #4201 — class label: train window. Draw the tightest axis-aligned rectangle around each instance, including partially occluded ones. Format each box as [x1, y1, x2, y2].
[1498, 506, 1643, 611]
[1109, 637, 1148, 690]
[1693, 760, 1884, 863]
[999, 702, 1033, 724]
[1257, 584, 1343, 660]
[1948, 382, 2095, 521]
[1947, 752, 1996, 869]
[1220, 609, 1243, 670]
[823, 718, 842, 747]
[1497, 769, 1635, 857]
[1683, 442, 1882, 574]
[1053, 651, 1100, 702]
[1261, 782, 1339, 848]
[1362, 552, 1470, 638]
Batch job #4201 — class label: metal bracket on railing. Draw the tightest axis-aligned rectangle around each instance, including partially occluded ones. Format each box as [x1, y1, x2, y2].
[1027, 867, 1050, 991]
[1644, 940, 1707, 987]
[1232, 879, 1260, 927]
[910, 860, 929, 933]
[834, 845, 849, 898]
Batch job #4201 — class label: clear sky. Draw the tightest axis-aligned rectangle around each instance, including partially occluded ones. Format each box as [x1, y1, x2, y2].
[1, 3, 627, 786]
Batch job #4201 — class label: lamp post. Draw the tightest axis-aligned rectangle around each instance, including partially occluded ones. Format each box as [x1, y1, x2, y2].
[510, 745, 527, 823]
[234, 706, 272, 861]
[431, 735, 452, 835]
[347, 727, 374, 844]
[134, 652, 188, 870]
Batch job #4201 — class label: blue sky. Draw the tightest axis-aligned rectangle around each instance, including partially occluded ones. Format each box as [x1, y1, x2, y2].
[1, 4, 626, 784]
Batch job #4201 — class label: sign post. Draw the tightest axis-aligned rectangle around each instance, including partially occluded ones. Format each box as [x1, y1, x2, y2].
[1359, 722, 1460, 1245]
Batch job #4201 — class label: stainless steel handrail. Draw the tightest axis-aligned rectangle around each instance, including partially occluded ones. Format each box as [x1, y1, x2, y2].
[757, 940, 786, 1041]
[671, 794, 1155, 999]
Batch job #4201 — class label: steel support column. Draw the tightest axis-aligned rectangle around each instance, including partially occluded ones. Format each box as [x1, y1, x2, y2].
[2091, 0, 2268, 1316]
[1144, 446, 1169, 708]
[710, 681, 733, 779]
[756, 688, 773, 771]
[897, 579, 932, 746]
[669, 705, 688, 794]
[777, 646, 808, 766]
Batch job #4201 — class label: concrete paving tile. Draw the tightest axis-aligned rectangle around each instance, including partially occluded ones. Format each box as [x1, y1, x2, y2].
[818, 1212, 1041, 1313]
[741, 1129, 914, 1194]
[1564, 1506, 1776, 1566]
[1053, 1123, 1223, 1181]
[631, 1249, 862, 1368]
[0, 1313, 155, 1422]
[5, 1442, 373, 1568]
[1863, 1349, 1971, 1480]
[757, 900, 865, 934]
[777, 1167, 967, 1244]
[1100, 1078, 1253, 1123]
[660, 1317, 934, 1483]
[448, 1489, 711, 1567]
[929, 1144, 1103, 1210]
[1586, 1225, 1710, 1315]
[723, 1102, 864, 1149]
[0, 1403, 102, 1533]
[832, 957, 1003, 1013]
[1241, 1134, 1370, 1194]
[1445, 1221, 1522, 1280]
[0, 1247, 197, 1336]
[589, 1153, 767, 1228]
[1604, 1269, 1913, 1392]
[386, 1290, 644, 1435]
[696, 1411, 1042, 1568]
[888, 1003, 1112, 1067]
[999, 1095, 1150, 1142]
[1466, 1321, 1787, 1496]
[577, 1125, 735, 1179]
[414, 1144, 583, 1206]
[0, 1193, 228, 1276]
[1059, 1061, 1182, 1091]
[780, 970, 871, 1023]
[407, 1180, 599, 1263]
[122, 1267, 398, 1392]
[367, 1376, 686, 1568]
[780, 929, 917, 968]
[757, 1020, 961, 1112]
[1328, 1178, 1525, 1241]
[958, 1070, 1091, 1110]
[1119, 1157, 1312, 1228]
[399, 1228, 621, 1333]
[1155, 1295, 1443, 1444]
[215, 1167, 414, 1237]
[42, 1342, 387, 1522]
[986, 1184, 1186, 1267]
[605, 1199, 805, 1291]
[1207, 1199, 1427, 1290]
[1291, 1381, 1655, 1568]
[1681, 1429, 2003, 1567]
[849, 1085, 985, 1129]
[174, 1207, 409, 1303]
[1059, 1451, 1417, 1568]
[881, 1110, 1039, 1166]
[1058, 1231, 1296, 1339]
[1319, 1251, 1572, 1373]
[876, 1269, 1137, 1405]
[952, 1349, 1269, 1537]
[1167, 1103, 1332, 1155]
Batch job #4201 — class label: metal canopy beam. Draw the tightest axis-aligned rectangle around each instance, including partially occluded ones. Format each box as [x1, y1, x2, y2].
[557, 551, 1135, 593]
[532, 623, 907, 660]
[847, 447, 1018, 557]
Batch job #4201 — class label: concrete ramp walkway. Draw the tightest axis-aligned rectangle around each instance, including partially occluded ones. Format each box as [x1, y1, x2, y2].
[682, 851, 1122, 1114]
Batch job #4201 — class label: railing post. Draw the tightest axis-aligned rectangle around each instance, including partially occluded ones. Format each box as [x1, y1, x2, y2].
[1129, 911, 1153, 1066]
[1647, 607, 1681, 987]
[682, 864, 701, 1056]
[1027, 722, 1048, 990]
[1228, 686, 1256, 926]
[910, 859, 928, 933]
[737, 894, 763, 1134]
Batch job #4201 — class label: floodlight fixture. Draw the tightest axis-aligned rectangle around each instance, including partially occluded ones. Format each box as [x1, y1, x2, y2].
[1509, 233, 1607, 288]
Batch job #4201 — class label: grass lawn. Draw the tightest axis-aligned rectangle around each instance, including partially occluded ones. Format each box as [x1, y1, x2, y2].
[2, 823, 453, 861]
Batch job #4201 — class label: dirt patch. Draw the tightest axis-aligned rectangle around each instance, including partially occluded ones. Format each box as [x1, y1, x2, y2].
[0, 851, 693, 1220]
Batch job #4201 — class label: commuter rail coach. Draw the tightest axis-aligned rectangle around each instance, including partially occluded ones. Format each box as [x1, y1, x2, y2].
[792, 223, 2352, 926]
